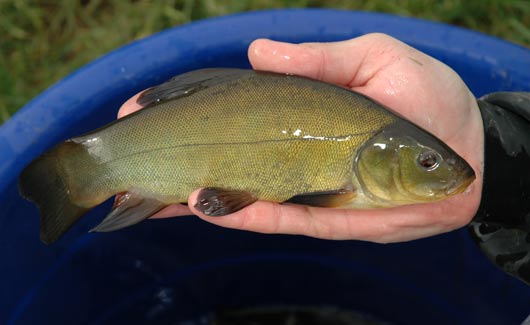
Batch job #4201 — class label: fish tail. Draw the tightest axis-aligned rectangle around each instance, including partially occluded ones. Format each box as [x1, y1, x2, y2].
[18, 142, 91, 244]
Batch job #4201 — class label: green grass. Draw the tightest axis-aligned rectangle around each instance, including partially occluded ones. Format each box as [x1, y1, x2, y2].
[1, 0, 529, 124]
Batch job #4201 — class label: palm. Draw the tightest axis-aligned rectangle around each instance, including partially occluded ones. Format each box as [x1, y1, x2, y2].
[119, 34, 484, 243]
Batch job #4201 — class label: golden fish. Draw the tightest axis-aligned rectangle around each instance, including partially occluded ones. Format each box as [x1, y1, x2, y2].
[18, 69, 475, 244]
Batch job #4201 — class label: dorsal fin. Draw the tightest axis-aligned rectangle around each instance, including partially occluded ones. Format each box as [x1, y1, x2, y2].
[137, 68, 253, 107]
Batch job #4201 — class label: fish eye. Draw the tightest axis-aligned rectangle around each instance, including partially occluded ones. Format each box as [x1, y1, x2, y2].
[417, 150, 441, 171]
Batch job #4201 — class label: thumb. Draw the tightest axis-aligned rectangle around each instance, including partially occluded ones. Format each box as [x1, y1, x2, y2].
[248, 34, 399, 87]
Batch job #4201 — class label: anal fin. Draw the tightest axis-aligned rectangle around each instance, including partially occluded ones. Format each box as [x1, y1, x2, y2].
[287, 189, 357, 208]
[90, 192, 167, 233]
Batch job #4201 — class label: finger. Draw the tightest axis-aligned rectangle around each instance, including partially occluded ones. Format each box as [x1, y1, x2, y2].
[149, 204, 192, 219]
[247, 34, 453, 116]
[248, 34, 411, 89]
[117, 92, 145, 118]
[186, 187, 478, 243]
[249, 38, 363, 87]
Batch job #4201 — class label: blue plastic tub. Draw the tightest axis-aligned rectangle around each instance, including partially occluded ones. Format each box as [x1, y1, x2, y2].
[1, 9, 529, 325]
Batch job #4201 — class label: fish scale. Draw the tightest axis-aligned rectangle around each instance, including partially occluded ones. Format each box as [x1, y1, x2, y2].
[68, 72, 392, 204]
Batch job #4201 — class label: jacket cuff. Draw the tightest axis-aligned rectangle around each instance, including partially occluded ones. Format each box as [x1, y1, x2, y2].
[469, 92, 530, 285]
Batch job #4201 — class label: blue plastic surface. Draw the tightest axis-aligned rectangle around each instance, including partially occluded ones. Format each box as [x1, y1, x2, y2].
[1, 9, 529, 325]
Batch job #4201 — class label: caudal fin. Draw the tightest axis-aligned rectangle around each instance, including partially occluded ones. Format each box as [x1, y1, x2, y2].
[18, 142, 90, 244]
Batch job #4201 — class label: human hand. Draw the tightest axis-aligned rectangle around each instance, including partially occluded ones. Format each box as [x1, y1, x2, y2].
[118, 33, 484, 243]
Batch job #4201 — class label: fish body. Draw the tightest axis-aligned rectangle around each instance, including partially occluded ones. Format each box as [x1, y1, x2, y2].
[18, 69, 475, 244]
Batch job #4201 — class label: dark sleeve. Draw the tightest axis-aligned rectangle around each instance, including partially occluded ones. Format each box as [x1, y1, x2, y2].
[468, 92, 530, 285]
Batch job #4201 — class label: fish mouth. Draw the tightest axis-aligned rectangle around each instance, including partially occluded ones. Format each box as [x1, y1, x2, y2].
[446, 162, 476, 196]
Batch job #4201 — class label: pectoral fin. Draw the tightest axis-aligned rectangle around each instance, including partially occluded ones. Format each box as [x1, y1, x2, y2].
[287, 189, 357, 208]
[90, 192, 167, 233]
[194, 187, 258, 216]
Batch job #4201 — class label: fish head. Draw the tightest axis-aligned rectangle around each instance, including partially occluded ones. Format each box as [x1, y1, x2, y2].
[355, 122, 475, 205]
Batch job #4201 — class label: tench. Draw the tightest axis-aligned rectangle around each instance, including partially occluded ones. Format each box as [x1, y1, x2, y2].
[18, 68, 475, 244]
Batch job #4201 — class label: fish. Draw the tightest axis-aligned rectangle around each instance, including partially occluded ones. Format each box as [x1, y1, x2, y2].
[18, 68, 475, 244]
